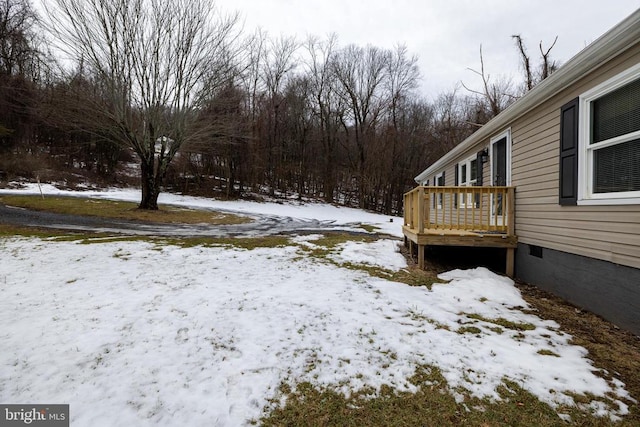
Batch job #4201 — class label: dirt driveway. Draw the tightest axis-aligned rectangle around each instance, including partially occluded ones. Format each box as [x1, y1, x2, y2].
[0, 202, 364, 237]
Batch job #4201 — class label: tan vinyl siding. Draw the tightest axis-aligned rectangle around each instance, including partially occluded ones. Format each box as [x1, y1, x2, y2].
[422, 42, 640, 269]
[515, 226, 638, 266]
[510, 44, 640, 269]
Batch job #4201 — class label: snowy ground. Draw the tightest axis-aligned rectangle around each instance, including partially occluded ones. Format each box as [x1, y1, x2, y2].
[0, 187, 633, 426]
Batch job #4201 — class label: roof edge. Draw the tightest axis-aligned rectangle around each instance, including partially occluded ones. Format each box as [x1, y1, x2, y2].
[415, 8, 640, 184]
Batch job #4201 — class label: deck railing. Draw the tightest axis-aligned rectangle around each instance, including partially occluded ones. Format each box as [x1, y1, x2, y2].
[403, 186, 515, 235]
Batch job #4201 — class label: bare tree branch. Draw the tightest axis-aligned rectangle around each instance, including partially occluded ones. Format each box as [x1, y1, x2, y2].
[462, 45, 513, 118]
[42, 0, 242, 209]
[512, 34, 533, 91]
[539, 36, 559, 80]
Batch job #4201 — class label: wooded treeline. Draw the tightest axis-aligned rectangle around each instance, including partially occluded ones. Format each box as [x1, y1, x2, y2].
[0, 0, 555, 213]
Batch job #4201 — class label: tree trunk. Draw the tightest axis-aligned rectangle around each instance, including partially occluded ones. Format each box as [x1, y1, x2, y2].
[323, 158, 335, 203]
[139, 160, 160, 210]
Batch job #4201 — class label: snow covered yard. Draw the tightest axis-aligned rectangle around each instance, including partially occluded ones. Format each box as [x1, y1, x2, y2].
[0, 187, 634, 425]
[0, 236, 632, 426]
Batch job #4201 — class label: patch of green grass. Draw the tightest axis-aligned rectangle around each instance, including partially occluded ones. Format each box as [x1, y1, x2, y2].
[112, 249, 131, 260]
[0, 195, 250, 225]
[198, 236, 291, 250]
[361, 265, 443, 290]
[387, 268, 444, 290]
[0, 224, 114, 241]
[295, 234, 378, 263]
[75, 236, 152, 244]
[260, 365, 621, 426]
[0, 224, 293, 251]
[537, 349, 561, 357]
[466, 313, 536, 331]
[294, 234, 444, 289]
[155, 235, 292, 250]
[292, 233, 370, 260]
[457, 326, 483, 335]
[357, 224, 379, 233]
[487, 326, 504, 334]
[312, 233, 378, 248]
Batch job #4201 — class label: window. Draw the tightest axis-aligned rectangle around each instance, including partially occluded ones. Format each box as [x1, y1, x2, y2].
[458, 158, 478, 186]
[578, 63, 640, 204]
[457, 155, 478, 206]
[435, 172, 445, 207]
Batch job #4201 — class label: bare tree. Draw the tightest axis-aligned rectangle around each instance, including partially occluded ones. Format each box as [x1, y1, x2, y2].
[0, 0, 39, 76]
[332, 44, 388, 207]
[462, 45, 515, 118]
[262, 35, 298, 97]
[385, 44, 420, 128]
[304, 33, 342, 202]
[0, 0, 41, 154]
[382, 44, 420, 212]
[260, 34, 298, 193]
[513, 35, 534, 91]
[538, 37, 559, 81]
[512, 34, 559, 93]
[242, 28, 268, 125]
[44, 0, 241, 209]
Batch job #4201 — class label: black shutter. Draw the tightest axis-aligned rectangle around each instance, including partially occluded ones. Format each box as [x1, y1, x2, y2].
[454, 164, 458, 208]
[441, 171, 446, 208]
[476, 151, 484, 186]
[559, 97, 579, 205]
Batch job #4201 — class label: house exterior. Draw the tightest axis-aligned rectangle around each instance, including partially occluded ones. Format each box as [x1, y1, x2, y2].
[412, 9, 640, 335]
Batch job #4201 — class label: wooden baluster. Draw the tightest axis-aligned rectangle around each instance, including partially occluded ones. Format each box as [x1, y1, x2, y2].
[425, 187, 431, 230]
[418, 186, 425, 234]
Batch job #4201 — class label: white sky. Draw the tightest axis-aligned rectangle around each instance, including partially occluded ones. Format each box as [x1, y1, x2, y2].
[214, 0, 640, 98]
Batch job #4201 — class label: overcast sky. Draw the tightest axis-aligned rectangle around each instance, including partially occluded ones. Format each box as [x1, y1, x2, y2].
[214, 0, 639, 99]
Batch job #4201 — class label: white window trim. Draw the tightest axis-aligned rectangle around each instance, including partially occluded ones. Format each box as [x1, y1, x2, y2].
[489, 129, 511, 226]
[490, 128, 512, 186]
[458, 154, 478, 186]
[435, 172, 444, 208]
[435, 172, 444, 185]
[578, 62, 640, 206]
[457, 154, 478, 207]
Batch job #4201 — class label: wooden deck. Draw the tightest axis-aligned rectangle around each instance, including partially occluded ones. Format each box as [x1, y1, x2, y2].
[403, 186, 517, 276]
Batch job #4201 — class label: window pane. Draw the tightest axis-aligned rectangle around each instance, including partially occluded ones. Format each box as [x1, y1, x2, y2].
[591, 77, 640, 144]
[593, 138, 640, 193]
[461, 164, 467, 184]
[470, 160, 478, 181]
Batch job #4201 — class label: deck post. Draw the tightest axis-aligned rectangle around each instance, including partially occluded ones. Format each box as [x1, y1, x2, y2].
[403, 194, 408, 226]
[506, 247, 515, 277]
[506, 187, 516, 278]
[507, 187, 515, 236]
[418, 186, 425, 234]
[418, 244, 425, 269]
